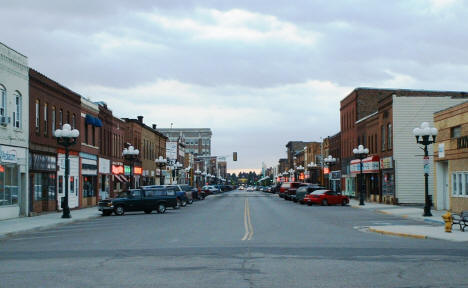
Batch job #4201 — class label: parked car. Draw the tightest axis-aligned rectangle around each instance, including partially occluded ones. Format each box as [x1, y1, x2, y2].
[239, 186, 245, 190]
[144, 185, 188, 207]
[98, 187, 178, 216]
[202, 185, 219, 195]
[165, 184, 198, 204]
[279, 182, 303, 200]
[288, 183, 309, 201]
[303, 189, 349, 206]
[271, 183, 281, 194]
[295, 184, 325, 204]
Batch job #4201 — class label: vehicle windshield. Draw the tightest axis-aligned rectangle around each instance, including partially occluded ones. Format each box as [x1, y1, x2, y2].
[117, 192, 130, 198]
[311, 190, 328, 195]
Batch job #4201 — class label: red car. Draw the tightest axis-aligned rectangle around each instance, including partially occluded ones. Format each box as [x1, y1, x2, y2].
[303, 190, 349, 206]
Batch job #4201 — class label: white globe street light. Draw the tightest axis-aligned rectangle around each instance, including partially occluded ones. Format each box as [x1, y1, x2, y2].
[155, 156, 167, 185]
[353, 145, 369, 205]
[123, 145, 140, 189]
[55, 123, 80, 219]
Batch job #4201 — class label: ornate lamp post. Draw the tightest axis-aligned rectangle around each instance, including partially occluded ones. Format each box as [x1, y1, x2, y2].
[296, 165, 305, 182]
[173, 161, 183, 184]
[353, 145, 369, 206]
[287, 168, 294, 182]
[413, 122, 438, 217]
[54, 124, 79, 219]
[323, 155, 337, 189]
[185, 166, 191, 185]
[202, 172, 207, 185]
[195, 169, 201, 189]
[123, 145, 139, 189]
[307, 162, 316, 183]
[155, 156, 167, 185]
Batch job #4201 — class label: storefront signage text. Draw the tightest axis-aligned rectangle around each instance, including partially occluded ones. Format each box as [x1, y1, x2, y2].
[112, 165, 124, 175]
[0, 150, 17, 163]
[134, 167, 143, 175]
[124, 165, 131, 175]
[380, 157, 393, 170]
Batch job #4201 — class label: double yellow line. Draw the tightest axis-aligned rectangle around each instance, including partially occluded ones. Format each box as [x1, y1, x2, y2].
[242, 198, 254, 241]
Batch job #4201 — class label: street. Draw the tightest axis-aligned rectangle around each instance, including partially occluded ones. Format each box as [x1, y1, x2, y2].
[1, 190, 468, 288]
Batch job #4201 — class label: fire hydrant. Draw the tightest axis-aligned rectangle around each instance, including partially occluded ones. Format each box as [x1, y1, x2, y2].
[441, 212, 453, 233]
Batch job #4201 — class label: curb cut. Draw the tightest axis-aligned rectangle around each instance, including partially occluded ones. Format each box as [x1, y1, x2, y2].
[368, 228, 427, 239]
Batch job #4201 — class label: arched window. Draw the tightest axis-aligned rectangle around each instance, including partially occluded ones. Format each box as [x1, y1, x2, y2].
[0, 85, 6, 117]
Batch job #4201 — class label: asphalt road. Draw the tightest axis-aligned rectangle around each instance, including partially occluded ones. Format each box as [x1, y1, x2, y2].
[1, 190, 468, 288]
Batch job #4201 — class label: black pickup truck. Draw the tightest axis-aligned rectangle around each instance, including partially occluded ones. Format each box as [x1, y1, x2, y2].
[98, 187, 178, 216]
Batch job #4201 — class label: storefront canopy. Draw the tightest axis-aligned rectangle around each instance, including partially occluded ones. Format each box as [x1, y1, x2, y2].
[85, 114, 103, 127]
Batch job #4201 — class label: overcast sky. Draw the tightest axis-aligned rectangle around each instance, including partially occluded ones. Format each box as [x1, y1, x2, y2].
[3, 0, 468, 173]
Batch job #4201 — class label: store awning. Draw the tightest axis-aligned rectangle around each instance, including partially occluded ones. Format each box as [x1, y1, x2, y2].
[114, 174, 128, 183]
[85, 114, 103, 127]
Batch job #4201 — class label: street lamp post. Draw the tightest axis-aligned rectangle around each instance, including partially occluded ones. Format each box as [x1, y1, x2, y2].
[413, 122, 438, 217]
[202, 172, 207, 186]
[173, 162, 183, 184]
[296, 165, 305, 182]
[195, 169, 201, 189]
[123, 146, 140, 189]
[323, 155, 336, 189]
[288, 168, 294, 182]
[155, 156, 167, 185]
[307, 162, 317, 183]
[54, 124, 80, 219]
[185, 166, 191, 185]
[353, 145, 369, 206]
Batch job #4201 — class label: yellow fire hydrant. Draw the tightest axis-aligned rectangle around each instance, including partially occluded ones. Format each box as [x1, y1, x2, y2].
[441, 212, 453, 233]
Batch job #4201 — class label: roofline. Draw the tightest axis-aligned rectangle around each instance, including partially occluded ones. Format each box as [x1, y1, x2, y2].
[1, 41, 28, 59]
[123, 118, 168, 139]
[434, 100, 468, 115]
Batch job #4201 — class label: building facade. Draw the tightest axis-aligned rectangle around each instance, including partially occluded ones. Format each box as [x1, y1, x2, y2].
[158, 128, 212, 157]
[28, 69, 81, 214]
[433, 101, 468, 212]
[0, 43, 29, 220]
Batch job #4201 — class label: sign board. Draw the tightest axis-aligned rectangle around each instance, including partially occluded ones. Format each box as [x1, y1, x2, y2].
[0, 145, 19, 163]
[424, 164, 430, 174]
[350, 159, 361, 174]
[99, 158, 110, 174]
[438, 143, 445, 158]
[423, 156, 430, 165]
[166, 142, 178, 160]
[380, 157, 393, 170]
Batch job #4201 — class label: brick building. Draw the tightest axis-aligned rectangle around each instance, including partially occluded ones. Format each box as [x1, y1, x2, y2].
[110, 115, 127, 197]
[97, 102, 113, 199]
[434, 101, 468, 212]
[28, 69, 81, 214]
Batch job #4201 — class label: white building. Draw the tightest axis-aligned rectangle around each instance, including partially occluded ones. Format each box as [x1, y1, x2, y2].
[0, 42, 29, 220]
[393, 95, 467, 204]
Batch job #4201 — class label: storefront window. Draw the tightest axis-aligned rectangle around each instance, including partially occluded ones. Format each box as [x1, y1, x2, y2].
[83, 176, 96, 197]
[0, 165, 19, 206]
[34, 173, 56, 200]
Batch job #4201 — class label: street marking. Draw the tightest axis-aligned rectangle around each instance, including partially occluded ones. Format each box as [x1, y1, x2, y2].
[242, 198, 254, 241]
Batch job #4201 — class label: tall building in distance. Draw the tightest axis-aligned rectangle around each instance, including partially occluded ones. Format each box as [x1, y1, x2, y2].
[157, 128, 212, 157]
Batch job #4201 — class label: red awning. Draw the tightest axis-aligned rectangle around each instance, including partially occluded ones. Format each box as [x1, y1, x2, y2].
[362, 155, 380, 163]
[350, 159, 361, 165]
[114, 174, 128, 183]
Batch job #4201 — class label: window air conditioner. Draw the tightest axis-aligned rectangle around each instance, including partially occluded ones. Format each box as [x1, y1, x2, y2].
[0, 116, 10, 126]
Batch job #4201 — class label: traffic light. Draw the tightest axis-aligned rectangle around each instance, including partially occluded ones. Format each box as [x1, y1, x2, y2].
[233, 152, 237, 161]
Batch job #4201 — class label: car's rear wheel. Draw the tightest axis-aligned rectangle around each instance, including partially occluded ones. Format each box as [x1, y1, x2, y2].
[114, 206, 125, 216]
[144, 209, 152, 214]
[157, 203, 166, 214]
[341, 199, 348, 206]
[321, 199, 328, 206]
[300, 201, 304, 205]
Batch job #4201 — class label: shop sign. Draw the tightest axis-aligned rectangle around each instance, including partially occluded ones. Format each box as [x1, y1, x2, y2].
[299, 173, 305, 180]
[166, 142, 177, 160]
[362, 156, 380, 173]
[331, 171, 341, 180]
[350, 159, 361, 174]
[438, 143, 445, 158]
[323, 167, 330, 174]
[81, 158, 97, 175]
[31, 153, 56, 171]
[380, 157, 393, 170]
[0, 145, 18, 163]
[112, 165, 124, 175]
[151, 170, 155, 177]
[99, 158, 110, 174]
[124, 165, 131, 175]
[134, 166, 143, 175]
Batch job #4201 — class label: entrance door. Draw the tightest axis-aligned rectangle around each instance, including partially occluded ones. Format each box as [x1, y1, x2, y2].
[436, 161, 449, 210]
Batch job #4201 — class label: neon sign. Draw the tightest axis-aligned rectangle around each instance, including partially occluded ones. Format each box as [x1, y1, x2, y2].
[134, 167, 143, 175]
[112, 165, 124, 175]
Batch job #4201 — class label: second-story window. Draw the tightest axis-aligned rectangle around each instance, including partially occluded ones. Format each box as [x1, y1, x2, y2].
[0, 85, 6, 117]
[51, 106, 56, 134]
[72, 114, 76, 129]
[13, 91, 21, 128]
[381, 125, 386, 151]
[85, 122, 89, 144]
[35, 99, 40, 133]
[44, 103, 48, 136]
[59, 109, 63, 128]
[387, 123, 392, 150]
[92, 125, 95, 146]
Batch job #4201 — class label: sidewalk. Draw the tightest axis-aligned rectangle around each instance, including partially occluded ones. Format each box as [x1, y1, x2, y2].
[0, 207, 100, 239]
[350, 199, 468, 242]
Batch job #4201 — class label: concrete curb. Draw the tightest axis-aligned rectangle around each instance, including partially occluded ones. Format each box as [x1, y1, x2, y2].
[368, 227, 427, 239]
[0, 213, 101, 240]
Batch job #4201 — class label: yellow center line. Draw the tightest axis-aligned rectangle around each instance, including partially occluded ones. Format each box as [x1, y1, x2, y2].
[242, 198, 254, 241]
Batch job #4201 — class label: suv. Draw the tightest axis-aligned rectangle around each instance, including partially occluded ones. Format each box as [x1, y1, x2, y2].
[279, 182, 302, 200]
[145, 185, 188, 207]
[98, 187, 178, 216]
[165, 184, 196, 204]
